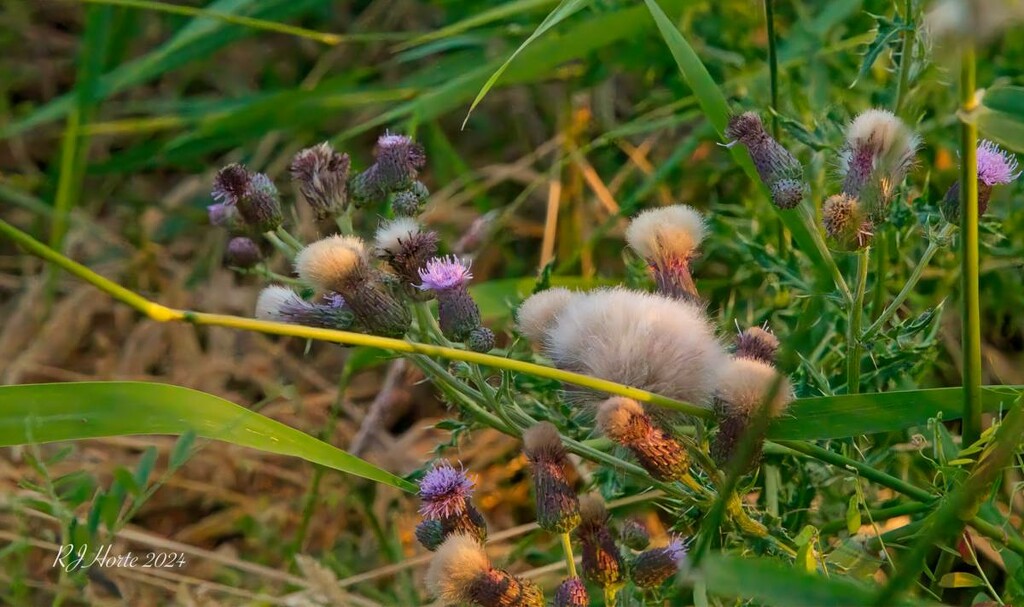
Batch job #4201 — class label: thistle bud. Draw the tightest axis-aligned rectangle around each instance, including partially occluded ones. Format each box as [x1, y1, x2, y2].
[576, 495, 624, 590]
[553, 577, 589, 607]
[239, 172, 283, 233]
[725, 112, 807, 209]
[416, 519, 447, 551]
[391, 181, 429, 216]
[295, 235, 411, 337]
[289, 142, 351, 219]
[522, 422, 580, 533]
[735, 326, 780, 366]
[596, 397, 689, 482]
[255, 286, 354, 330]
[822, 193, 872, 251]
[351, 133, 426, 205]
[426, 534, 544, 607]
[940, 140, 1020, 225]
[711, 357, 794, 470]
[631, 538, 687, 589]
[839, 109, 920, 220]
[207, 202, 246, 233]
[225, 236, 262, 269]
[619, 518, 650, 551]
[417, 256, 485, 343]
[375, 218, 439, 288]
[467, 326, 496, 353]
[625, 205, 706, 302]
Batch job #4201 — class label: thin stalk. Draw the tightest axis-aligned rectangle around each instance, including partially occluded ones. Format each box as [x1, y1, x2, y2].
[862, 224, 955, 341]
[264, 231, 297, 259]
[846, 247, 871, 394]
[763, 0, 780, 139]
[959, 44, 983, 447]
[335, 209, 355, 235]
[800, 205, 853, 303]
[604, 587, 618, 607]
[275, 226, 305, 252]
[819, 501, 932, 535]
[560, 532, 578, 578]
[893, 0, 916, 115]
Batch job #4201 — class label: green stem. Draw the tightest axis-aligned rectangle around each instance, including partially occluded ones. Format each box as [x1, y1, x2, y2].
[819, 501, 931, 535]
[846, 247, 871, 394]
[604, 587, 618, 607]
[335, 208, 355, 235]
[264, 231, 297, 259]
[862, 224, 955, 341]
[560, 532, 578, 578]
[764, 0, 780, 139]
[893, 0, 916, 115]
[959, 44, 983, 448]
[275, 226, 306, 252]
[801, 205, 853, 303]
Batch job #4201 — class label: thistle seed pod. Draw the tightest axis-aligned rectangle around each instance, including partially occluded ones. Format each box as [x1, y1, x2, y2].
[295, 235, 411, 337]
[625, 205, 706, 302]
[426, 534, 543, 607]
[839, 109, 920, 219]
[735, 326, 780, 366]
[289, 142, 351, 219]
[596, 397, 690, 482]
[711, 357, 794, 470]
[631, 538, 687, 589]
[467, 326, 496, 353]
[522, 422, 580, 533]
[255, 286, 355, 330]
[725, 112, 807, 209]
[575, 495, 625, 590]
[375, 218, 440, 288]
[417, 256, 484, 342]
[225, 236, 262, 269]
[940, 140, 1019, 225]
[553, 577, 589, 607]
[619, 518, 651, 551]
[822, 193, 873, 251]
[391, 181, 430, 216]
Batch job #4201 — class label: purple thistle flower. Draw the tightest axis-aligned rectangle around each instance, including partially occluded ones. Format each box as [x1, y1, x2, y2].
[419, 462, 475, 520]
[417, 256, 473, 292]
[977, 140, 1020, 186]
[323, 292, 347, 309]
[212, 163, 250, 204]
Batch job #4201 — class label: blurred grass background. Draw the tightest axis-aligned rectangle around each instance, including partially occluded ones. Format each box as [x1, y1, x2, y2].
[1, 0, 1022, 604]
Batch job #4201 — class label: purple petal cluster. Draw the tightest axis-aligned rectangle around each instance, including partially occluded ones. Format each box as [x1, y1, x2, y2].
[419, 462, 475, 520]
[977, 140, 1021, 186]
[417, 256, 473, 292]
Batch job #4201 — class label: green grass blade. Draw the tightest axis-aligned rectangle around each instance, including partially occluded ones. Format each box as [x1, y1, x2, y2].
[696, 553, 926, 607]
[977, 85, 1024, 152]
[395, 0, 557, 51]
[462, 0, 590, 127]
[769, 386, 1024, 440]
[0, 381, 416, 492]
[641, 0, 841, 295]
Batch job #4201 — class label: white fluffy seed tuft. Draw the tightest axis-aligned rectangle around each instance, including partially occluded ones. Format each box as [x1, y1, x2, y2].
[425, 534, 490, 604]
[516, 288, 579, 348]
[625, 205, 706, 261]
[596, 397, 645, 440]
[545, 288, 727, 408]
[716, 357, 794, 417]
[255, 286, 303, 321]
[294, 235, 366, 290]
[843, 110, 920, 166]
[375, 217, 422, 255]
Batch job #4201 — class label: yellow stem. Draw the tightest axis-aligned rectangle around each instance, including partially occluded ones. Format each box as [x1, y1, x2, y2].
[0, 219, 706, 418]
[560, 532, 578, 578]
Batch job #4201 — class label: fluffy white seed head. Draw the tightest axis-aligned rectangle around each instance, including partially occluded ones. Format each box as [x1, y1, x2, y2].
[842, 110, 920, 170]
[255, 285, 303, 321]
[375, 217, 422, 255]
[516, 288, 579, 348]
[596, 397, 645, 441]
[425, 534, 490, 604]
[625, 205, 707, 262]
[522, 421, 564, 458]
[716, 357, 794, 417]
[294, 235, 367, 290]
[545, 288, 727, 408]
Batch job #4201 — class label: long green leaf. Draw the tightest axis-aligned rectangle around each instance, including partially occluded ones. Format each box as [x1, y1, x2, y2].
[462, 0, 589, 126]
[696, 553, 926, 607]
[641, 0, 839, 293]
[396, 0, 558, 51]
[0, 382, 415, 492]
[977, 85, 1024, 153]
[769, 386, 1023, 440]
